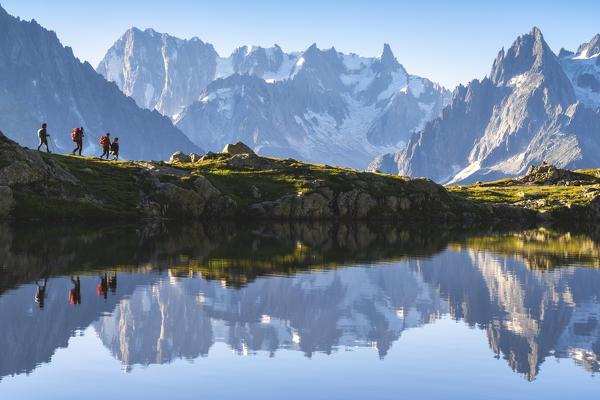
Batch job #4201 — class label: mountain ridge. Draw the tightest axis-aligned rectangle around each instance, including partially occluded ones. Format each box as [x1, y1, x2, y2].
[98, 28, 451, 169]
[0, 6, 201, 160]
[369, 27, 600, 184]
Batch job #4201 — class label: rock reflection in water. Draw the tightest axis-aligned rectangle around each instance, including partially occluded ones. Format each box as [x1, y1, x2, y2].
[1, 222, 600, 383]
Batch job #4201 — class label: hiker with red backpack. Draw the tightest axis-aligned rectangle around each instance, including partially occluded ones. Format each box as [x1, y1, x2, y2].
[71, 127, 84, 155]
[99, 132, 111, 159]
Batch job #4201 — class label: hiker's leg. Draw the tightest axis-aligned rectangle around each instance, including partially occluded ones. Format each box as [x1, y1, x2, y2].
[38, 138, 43, 151]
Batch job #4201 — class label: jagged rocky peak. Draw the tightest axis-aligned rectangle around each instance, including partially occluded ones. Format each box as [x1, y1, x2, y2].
[231, 44, 285, 76]
[576, 33, 600, 58]
[369, 27, 600, 185]
[489, 27, 558, 85]
[558, 48, 574, 58]
[98, 26, 219, 116]
[376, 43, 402, 72]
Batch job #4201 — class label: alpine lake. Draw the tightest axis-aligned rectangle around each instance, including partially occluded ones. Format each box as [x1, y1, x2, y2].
[1, 221, 599, 399]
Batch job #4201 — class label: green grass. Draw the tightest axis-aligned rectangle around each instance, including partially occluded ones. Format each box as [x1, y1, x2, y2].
[450, 229, 600, 270]
[449, 184, 589, 210]
[13, 153, 144, 219]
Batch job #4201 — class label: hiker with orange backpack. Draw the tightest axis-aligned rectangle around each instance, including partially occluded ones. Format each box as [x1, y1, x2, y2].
[71, 127, 84, 155]
[99, 133, 111, 159]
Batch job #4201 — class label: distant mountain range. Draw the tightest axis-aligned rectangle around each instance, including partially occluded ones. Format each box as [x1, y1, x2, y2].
[98, 28, 450, 168]
[369, 28, 600, 184]
[1, 3, 599, 180]
[0, 5, 201, 160]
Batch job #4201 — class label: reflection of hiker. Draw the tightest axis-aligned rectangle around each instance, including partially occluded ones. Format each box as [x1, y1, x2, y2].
[97, 273, 108, 299]
[71, 127, 84, 156]
[35, 278, 48, 308]
[110, 138, 119, 161]
[69, 276, 81, 305]
[108, 272, 117, 294]
[37, 123, 51, 152]
[99, 133, 111, 159]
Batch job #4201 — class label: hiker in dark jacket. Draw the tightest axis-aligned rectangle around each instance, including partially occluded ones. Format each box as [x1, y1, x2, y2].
[110, 137, 119, 161]
[35, 278, 48, 308]
[72, 127, 84, 155]
[69, 276, 81, 305]
[37, 123, 51, 152]
[99, 133, 111, 159]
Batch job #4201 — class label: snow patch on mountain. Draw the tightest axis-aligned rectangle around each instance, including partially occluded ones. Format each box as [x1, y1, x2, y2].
[560, 49, 600, 110]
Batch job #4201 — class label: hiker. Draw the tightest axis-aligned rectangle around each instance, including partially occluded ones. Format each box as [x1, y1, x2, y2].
[108, 272, 117, 294]
[110, 137, 119, 161]
[69, 276, 81, 305]
[99, 133, 111, 159]
[37, 123, 51, 152]
[71, 127, 84, 155]
[97, 273, 108, 299]
[35, 278, 48, 309]
[541, 161, 548, 167]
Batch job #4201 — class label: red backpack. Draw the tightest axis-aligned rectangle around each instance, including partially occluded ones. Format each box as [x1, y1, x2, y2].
[99, 136, 109, 146]
[71, 129, 80, 141]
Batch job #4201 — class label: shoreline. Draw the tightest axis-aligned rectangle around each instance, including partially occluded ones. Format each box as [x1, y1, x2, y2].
[1, 131, 597, 223]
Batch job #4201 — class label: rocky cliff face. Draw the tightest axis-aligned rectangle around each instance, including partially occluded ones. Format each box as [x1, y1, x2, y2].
[97, 27, 219, 117]
[0, 6, 201, 160]
[99, 28, 450, 169]
[370, 28, 600, 184]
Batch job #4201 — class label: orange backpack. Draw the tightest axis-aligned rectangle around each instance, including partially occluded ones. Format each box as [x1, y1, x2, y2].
[99, 136, 109, 146]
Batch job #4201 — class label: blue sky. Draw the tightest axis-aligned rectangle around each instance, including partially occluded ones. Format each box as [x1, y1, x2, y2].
[2, 0, 598, 89]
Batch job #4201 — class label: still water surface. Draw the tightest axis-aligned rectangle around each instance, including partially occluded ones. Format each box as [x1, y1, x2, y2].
[1, 222, 599, 399]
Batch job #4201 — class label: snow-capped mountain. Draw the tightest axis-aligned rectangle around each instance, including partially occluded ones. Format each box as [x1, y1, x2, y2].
[98, 29, 450, 168]
[369, 28, 600, 184]
[559, 34, 600, 110]
[0, 6, 201, 160]
[97, 28, 220, 117]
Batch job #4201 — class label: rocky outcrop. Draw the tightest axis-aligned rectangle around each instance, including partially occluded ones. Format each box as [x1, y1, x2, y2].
[519, 165, 597, 185]
[0, 186, 14, 218]
[0, 130, 77, 217]
[0, 131, 562, 223]
[168, 151, 192, 163]
[222, 142, 255, 155]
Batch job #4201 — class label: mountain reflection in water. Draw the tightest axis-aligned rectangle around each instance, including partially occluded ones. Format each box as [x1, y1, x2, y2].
[1, 222, 600, 385]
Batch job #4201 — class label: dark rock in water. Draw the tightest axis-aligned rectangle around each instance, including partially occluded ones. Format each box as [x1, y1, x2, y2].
[222, 142, 255, 155]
